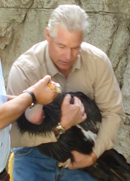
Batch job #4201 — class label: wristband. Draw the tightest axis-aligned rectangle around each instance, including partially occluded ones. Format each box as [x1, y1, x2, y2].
[23, 90, 36, 107]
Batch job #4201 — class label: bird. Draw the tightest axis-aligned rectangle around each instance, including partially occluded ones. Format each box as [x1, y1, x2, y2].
[16, 82, 130, 181]
[17, 91, 101, 162]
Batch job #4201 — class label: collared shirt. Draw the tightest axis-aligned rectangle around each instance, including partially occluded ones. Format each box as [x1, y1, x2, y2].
[0, 60, 10, 173]
[7, 40, 125, 158]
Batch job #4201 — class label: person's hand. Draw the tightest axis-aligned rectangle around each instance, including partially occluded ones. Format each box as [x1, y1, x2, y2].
[68, 151, 97, 169]
[60, 94, 87, 130]
[27, 75, 59, 105]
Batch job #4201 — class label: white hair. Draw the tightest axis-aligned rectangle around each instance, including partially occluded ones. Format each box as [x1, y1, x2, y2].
[48, 4, 89, 37]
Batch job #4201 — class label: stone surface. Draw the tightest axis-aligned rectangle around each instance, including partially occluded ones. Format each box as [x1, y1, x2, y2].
[1, 0, 33, 8]
[114, 125, 130, 163]
[0, 0, 130, 163]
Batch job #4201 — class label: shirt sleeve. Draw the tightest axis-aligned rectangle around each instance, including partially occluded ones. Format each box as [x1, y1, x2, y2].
[92, 54, 125, 158]
[7, 64, 30, 95]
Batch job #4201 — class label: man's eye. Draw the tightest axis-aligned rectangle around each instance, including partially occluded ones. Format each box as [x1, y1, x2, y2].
[59, 46, 65, 49]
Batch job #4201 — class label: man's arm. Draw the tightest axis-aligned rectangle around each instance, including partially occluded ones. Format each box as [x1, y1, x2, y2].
[92, 54, 125, 158]
[68, 54, 125, 169]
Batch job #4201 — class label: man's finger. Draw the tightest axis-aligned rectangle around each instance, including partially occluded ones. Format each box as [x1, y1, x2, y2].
[74, 97, 85, 114]
[62, 94, 71, 106]
[73, 96, 81, 104]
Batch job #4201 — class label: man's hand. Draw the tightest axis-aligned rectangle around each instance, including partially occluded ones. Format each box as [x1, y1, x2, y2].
[68, 151, 97, 169]
[27, 75, 59, 105]
[60, 94, 87, 130]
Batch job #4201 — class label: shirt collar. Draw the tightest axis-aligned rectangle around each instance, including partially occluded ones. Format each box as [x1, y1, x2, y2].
[45, 43, 81, 77]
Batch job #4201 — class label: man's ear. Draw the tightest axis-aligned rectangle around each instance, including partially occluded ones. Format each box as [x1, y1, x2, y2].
[45, 28, 50, 42]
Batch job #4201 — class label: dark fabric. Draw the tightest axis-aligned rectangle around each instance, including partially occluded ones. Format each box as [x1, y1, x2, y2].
[0, 169, 10, 181]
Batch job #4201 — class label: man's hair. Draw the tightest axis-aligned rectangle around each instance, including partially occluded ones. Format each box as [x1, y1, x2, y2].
[48, 4, 89, 37]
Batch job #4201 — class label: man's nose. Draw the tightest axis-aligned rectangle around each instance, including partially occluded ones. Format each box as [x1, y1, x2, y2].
[65, 48, 72, 60]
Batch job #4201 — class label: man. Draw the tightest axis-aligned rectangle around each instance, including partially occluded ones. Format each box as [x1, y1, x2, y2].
[7, 4, 125, 181]
[0, 61, 85, 181]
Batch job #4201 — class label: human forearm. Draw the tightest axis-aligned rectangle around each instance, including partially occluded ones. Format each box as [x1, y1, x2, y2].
[0, 93, 32, 129]
[93, 83, 125, 158]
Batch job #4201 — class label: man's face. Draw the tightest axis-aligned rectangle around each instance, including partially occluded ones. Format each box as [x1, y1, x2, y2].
[46, 25, 83, 77]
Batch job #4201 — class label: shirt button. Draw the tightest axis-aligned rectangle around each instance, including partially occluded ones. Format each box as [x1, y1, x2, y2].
[0, 142, 3, 146]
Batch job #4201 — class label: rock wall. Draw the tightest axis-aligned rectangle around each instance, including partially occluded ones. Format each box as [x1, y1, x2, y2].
[0, 0, 130, 162]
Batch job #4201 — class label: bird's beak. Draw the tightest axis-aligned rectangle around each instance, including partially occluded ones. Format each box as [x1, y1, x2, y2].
[48, 81, 62, 93]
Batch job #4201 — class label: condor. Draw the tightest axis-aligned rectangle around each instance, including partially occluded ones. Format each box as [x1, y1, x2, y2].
[16, 92, 130, 181]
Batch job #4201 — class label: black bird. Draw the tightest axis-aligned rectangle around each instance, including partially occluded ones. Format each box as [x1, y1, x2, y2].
[16, 92, 130, 181]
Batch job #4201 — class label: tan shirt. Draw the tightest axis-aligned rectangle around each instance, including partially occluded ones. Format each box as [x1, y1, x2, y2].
[7, 40, 125, 158]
